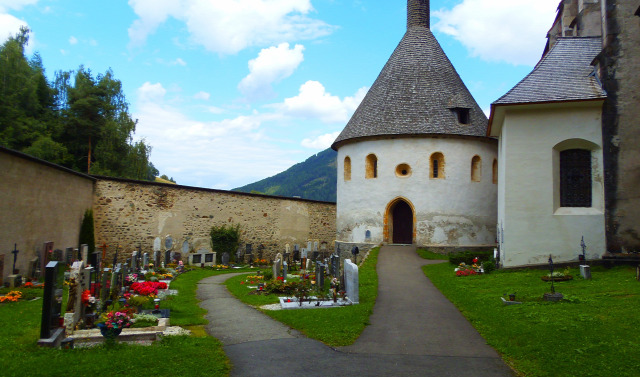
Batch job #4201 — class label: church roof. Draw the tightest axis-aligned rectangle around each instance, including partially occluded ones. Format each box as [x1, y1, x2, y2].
[332, 2, 488, 150]
[493, 37, 606, 105]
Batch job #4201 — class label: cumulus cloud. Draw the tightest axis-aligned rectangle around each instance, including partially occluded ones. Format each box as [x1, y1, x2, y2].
[193, 91, 210, 100]
[277, 81, 367, 123]
[239, 43, 305, 100]
[433, 0, 559, 66]
[69, 36, 78, 45]
[0, 13, 28, 42]
[133, 81, 296, 189]
[301, 131, 340, 149]
[0, 0, 38, 12]
[127, 0, 334, 54]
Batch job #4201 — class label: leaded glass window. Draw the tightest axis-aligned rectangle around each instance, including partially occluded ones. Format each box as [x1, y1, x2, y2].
[560, 149, 591, 207]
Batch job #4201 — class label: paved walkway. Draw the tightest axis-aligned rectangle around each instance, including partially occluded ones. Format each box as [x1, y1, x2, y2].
[197, 246, 514, 376]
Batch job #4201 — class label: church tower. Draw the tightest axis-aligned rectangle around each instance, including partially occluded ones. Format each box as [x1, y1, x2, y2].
[332, 0, 498, 251]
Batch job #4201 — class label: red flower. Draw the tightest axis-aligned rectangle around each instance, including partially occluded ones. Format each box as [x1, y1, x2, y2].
[276, 276, 284, 281]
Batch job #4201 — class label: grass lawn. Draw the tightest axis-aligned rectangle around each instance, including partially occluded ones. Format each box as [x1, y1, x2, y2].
[0, 267, 252, 377]
[225, 247, 379, 346]
[421, 261, 640, 377]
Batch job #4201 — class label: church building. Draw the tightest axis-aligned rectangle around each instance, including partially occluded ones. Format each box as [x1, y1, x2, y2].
[332, 0, 498, 251]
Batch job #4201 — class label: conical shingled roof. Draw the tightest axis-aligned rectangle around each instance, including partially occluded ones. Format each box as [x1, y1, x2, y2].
[332, 3, 488, 150]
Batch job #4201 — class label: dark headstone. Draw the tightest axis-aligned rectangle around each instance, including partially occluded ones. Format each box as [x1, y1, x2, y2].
[165, 250, 171, 265]
[28, 258, 38, 279]
[330, 254, 340, 278]
[173, 252, 182, 263]
[222, 252, 230, 266]
[312, 251, 319, 261]
[283, 261, 288, 281]
[245, 244, 253, 255]
[316, 262, 325, 290]
[64, 248, 73, 265]
[165, 236, 173, 250]
[39, 261, 62, 339]
[52, 249, 63, 262]
[41, 242, 54, 278]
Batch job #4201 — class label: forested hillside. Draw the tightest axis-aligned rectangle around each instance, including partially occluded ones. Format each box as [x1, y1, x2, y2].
[0, 27, 158, 180]
[234, 148, 337, 202]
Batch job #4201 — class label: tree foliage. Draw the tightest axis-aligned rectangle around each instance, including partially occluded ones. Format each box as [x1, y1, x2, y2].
[79, 209, 96, 254]
[209, 224, 242, 263]
[0, 28, 160, 181]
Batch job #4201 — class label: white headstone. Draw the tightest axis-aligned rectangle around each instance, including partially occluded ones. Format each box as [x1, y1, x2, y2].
[153, 237, 162, 252]
[285, 244, 290, 253]
[313, 241, 319, 252]
[307, 241, 312, 251]
[81, 244, 89, 263]
[344, 259, 359, 304]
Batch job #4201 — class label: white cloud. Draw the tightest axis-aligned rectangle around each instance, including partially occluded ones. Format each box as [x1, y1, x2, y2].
[0, 0, 38, 12]
[276, 81, 367, 123]
[133, 81, 296, 189]
[0, 13, 28, 42]
[433, 0, 559, 66]
[173, 57, 186, 66]
[239, 43, 305, 100]
[301, 131, 340, 149]
[127, 0, 334, 54]
[193, 91, 210, 100]
[69, 36, 78, 45]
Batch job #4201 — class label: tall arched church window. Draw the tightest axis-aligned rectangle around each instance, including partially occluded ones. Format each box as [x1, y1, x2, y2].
[344, 156, 351, 181]
[560, 149, 591, 207]
[471, 155, 482, 182]
[492, 159, 498, 184]
[365, 154, 378, 179]
[430, 152, 445, 179]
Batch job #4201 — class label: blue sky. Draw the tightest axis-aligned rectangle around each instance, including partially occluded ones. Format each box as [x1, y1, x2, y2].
[1, 0, 559, 190]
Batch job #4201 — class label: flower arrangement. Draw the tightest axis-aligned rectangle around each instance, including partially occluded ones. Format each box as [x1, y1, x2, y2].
[99, 310, 132, 329]
[213, 265, 229, 269]
[130, 281, 168, 296]
[254, 259, 268, 266]
[24, 282, 34, 288]
[125, 273, 138, 284]
[454, 261, 482, 276]
[81, 289, 97, 309]
[0, 291, 22, 303]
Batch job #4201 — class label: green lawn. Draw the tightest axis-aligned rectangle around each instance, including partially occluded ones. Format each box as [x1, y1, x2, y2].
[422, 262, 640, 377]
[225, 248, 379, 346]
[0, 268, 252, 377]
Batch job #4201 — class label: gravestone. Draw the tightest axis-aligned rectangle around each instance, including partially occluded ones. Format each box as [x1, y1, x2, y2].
[38, 261, 65, 347]
[154, 250, 161, 267]
[312, 251, 319, 261]
[285, 244, 290, 254]
[283, 261, 288, 281]
[52, 249, 62, 262]
[182, 240, 189, 254]
[273, 253, 282, 278]
[64, 248, 73, 265]
[173, 252, 182, 263]
[170, 251, 176, 264]
[153, 237, 162, 252]
[165, 250, 171, 265]
[284, 252, 290, 266]
[165, 236, 173, 250]
[313, 241, 319, 252]
[307, 241, 312, 252]
[293, 244, 300, 261]
[89, 250, 100, 270]
[28, 258, 39, 279]
[81, 244, 89, 263]
[143, 252, 149, 268]
[315, 261, 325, 290]
[41, 241, 54, 277]
[344, 259, 359, 304]
[189, 253, 203, 265]
[236, 247, 243, 264]
[131, 251, 138, 271]
[204, 252, 216, 267]
[330, 254, 340, 278]
[222, 252, 230, 266]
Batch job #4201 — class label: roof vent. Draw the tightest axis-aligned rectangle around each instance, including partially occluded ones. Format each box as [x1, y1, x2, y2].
[408, 0, 430, 29]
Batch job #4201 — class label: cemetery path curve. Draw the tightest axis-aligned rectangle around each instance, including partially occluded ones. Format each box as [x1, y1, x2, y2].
[197, 248, 514, 377]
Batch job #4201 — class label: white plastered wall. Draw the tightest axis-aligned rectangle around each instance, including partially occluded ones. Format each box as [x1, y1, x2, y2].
[336, 136, 497, 247]
[494, 102, 606, 267]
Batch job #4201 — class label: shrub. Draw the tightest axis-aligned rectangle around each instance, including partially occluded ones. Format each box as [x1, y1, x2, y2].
[78, 209, 95, 254]
[482, 258, 496, 274]
[209, 224, 241, 263]
[449, 250, 493, 266]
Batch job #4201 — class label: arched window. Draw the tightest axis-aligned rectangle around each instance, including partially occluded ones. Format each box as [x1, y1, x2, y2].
[344, 156, 351, 181]
[560, 149, 591, 207]
[365, 154, 378, 179]
[471, 155, 482, 182]
[492, 159, 498, 184]
[430, 152, 445, 179]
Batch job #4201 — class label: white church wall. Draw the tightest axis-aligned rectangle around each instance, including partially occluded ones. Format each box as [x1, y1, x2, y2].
[336, 136, 498, 247]
[496, 103, 606, 267]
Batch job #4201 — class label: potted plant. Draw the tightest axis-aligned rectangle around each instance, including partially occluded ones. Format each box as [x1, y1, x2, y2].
[96, 310, 132, 339]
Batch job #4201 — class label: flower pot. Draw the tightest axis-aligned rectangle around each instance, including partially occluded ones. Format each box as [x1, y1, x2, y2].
[97, 323, 122, 339]
[509, 294, 516, 301]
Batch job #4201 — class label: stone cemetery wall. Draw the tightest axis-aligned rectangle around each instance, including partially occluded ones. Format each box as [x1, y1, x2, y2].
[93, 177, 336, 262]
[0, 147, 95, 280]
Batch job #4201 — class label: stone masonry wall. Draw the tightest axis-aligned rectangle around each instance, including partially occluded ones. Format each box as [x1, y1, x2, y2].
[93, 177, 336, 262]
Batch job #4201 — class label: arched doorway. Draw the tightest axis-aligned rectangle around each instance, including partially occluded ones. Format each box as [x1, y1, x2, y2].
[387, 199, 414, 244]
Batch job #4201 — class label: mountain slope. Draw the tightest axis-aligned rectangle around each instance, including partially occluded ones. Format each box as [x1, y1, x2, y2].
[233, 148, 337, 202]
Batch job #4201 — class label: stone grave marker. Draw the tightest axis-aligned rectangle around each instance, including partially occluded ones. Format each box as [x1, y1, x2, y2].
[38, 261, 65, 347]
[182, 240, 189, 254]
[41, 241, 54, 277]
[293, 244, 300, 261]
[131, 251, 138, 271]
[189, 253, 203, 265]
[315, 261, 325, 290]
[312, 250, 319, 261]
[344, 259, 359, 304]
[313, 241, 319, 252]
[222, 252, 230, 266]
[153, 237, 162, 252]
[273, 253, 282, 278]
[173, 252, 182, 264]
[64, 248, 73, 265]
[100, 268, 110, 306]
[28, 257, 39, 279]
[307, 241, 312, 252]
[165, 236, 173, 250]
[143, 252, 149, 268]
[236, 247, 243, 264]
[80, 244, 88, 263]
[154, 250, 160, 267]
[165, 250, 171, 265]
[330, 254, 340, 278]
[285, 244, 290, 254]
[52, 249, 62, 262]
[283, 261, 288, 281]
